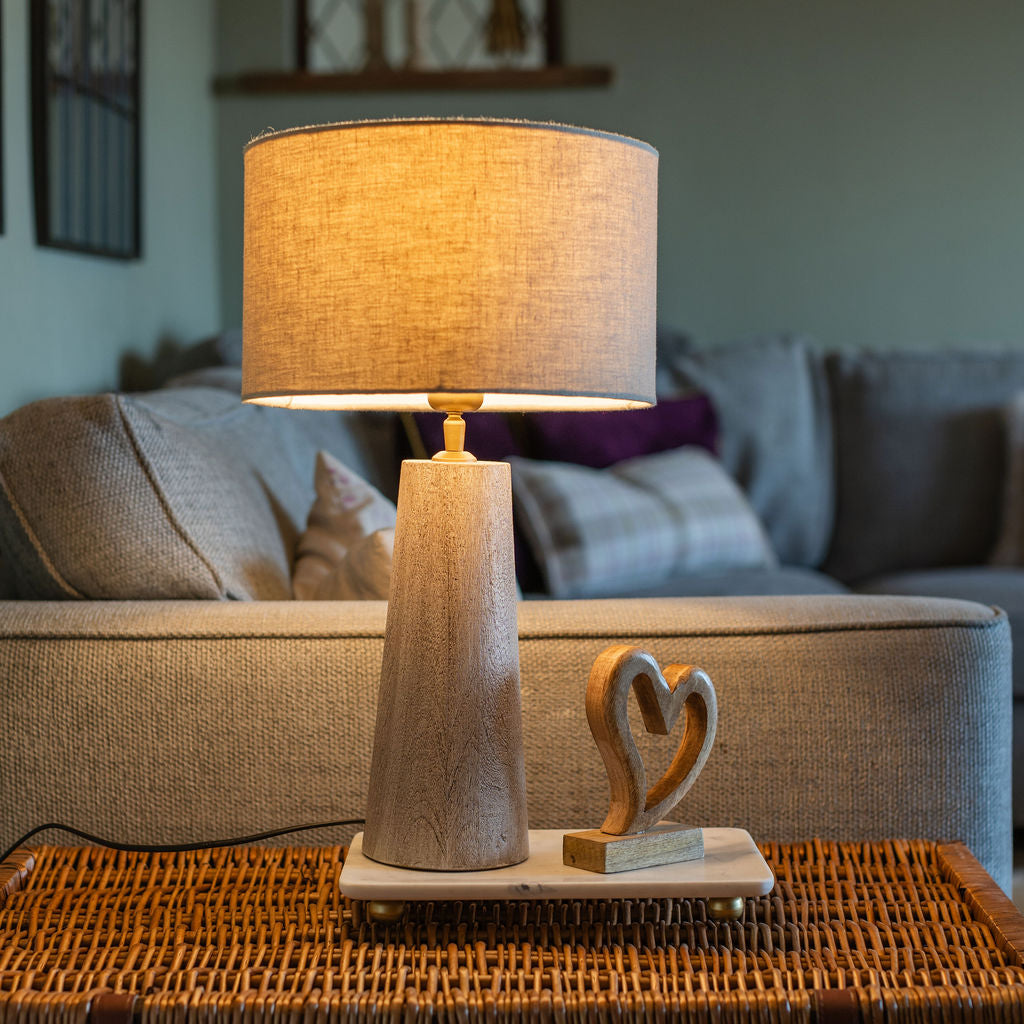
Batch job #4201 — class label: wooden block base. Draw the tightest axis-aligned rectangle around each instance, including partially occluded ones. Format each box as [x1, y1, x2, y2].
[562, 823, 704, 874]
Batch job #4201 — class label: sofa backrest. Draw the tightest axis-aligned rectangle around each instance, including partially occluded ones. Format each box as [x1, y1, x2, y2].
[824, 349, 1024, 583]
[0, 376, 399, 600]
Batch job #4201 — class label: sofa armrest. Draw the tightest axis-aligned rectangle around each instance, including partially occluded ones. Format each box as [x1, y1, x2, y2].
[0, 595, 1011, 889]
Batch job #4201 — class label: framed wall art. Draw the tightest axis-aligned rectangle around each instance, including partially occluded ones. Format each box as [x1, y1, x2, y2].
[31, 0, 140, 258]
[1, 0, 5, 234]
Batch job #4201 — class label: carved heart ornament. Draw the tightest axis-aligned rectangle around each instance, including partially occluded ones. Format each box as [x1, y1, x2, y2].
[586, 644, 718, 835]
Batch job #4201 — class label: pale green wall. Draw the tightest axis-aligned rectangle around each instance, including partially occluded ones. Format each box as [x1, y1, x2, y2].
[0, 0, 221, 416]
[215, 0, 1024, 350]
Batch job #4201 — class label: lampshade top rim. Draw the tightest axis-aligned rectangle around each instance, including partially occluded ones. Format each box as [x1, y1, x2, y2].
[244, 117, 658, 157]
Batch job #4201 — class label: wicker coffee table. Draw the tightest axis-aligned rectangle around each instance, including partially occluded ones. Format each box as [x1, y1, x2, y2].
[2, 839, 1023, 1021]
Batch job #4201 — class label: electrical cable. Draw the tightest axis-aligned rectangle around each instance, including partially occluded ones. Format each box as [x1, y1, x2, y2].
[0, 819, 366, 866]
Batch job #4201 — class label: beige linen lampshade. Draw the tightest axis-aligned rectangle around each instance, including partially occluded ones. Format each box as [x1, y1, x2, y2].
[242, 118, 657, 412]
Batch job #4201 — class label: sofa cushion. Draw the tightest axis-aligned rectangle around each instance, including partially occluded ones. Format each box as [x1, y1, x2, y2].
[0, 386, 399, 600]
[119, 329, 244, 392]
[411, 393, 716, 471]
[164, 365, 250, 392]
[524, 395, 717, 470]
[658, 335, 832, 568]
[160, 366, 400, 501]
[510, 447, 776, 599]
[410, 394, 717, 596]
[300, 528, 395, 600]
[825, 350, 1024, 583]
[292, 450, 397, 600]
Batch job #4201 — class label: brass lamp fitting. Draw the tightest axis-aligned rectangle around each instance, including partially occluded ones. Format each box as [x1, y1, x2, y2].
[428, 393, 484, 462]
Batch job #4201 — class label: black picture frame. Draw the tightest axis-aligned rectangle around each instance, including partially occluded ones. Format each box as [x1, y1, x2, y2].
[1, 0, 5, 235]
[31, 0, 141, 259]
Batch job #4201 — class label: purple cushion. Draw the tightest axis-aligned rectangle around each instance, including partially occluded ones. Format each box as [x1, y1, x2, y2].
[526, 395, 717, 469]
[410, 396, 716, 594]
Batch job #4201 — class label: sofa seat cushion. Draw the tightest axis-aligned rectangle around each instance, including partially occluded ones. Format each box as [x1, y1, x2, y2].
[606, 565, 850, 599]
[0, 386, 398, 600]
[855, 567, 1024, 693]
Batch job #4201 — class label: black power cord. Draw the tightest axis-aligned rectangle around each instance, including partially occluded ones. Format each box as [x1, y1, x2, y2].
[0, 819, 365, 866]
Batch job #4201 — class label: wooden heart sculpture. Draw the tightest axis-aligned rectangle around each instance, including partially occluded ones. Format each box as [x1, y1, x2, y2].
[587, 644, 718, 835]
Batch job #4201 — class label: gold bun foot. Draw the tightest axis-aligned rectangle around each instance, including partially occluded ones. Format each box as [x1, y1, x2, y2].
[367, 900, 406, 924]
[707, 896, 745, 921]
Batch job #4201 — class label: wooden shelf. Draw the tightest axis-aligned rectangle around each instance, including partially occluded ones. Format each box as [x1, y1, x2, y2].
[213, 66, 613, 95]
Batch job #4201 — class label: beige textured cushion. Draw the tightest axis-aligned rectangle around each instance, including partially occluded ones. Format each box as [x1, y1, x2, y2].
[0, 388, 399, 600]
[324, 530, 395, 600]
[293, 451, 397, 600]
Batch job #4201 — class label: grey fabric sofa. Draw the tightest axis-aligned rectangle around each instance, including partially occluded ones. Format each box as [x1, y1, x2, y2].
[0, 361, 1015, 890]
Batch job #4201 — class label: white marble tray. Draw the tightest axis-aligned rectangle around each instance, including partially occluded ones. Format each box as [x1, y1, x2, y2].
[340, 828, 774, 900]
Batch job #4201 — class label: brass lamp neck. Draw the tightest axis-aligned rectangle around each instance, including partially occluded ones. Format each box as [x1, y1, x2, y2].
[428, 393, 484, 462]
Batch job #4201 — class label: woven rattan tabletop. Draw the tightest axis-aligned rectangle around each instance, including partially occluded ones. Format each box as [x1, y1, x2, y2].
[2, 839, 1023, 1022]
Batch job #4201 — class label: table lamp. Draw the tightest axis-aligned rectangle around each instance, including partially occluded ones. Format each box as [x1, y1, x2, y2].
[242, 118, 657, 872]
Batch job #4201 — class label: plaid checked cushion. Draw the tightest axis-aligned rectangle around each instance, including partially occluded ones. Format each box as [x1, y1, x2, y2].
[509, 447, 777, 598]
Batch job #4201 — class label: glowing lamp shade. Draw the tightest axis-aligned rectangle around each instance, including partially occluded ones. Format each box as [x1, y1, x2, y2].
[242, 118, 657, 412]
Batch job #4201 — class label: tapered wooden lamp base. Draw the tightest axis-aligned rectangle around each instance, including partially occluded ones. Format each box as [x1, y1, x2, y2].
[362, 459, 529, 871]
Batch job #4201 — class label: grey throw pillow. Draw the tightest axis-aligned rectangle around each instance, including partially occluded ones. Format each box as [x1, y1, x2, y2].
[658, 334, 833, 568]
